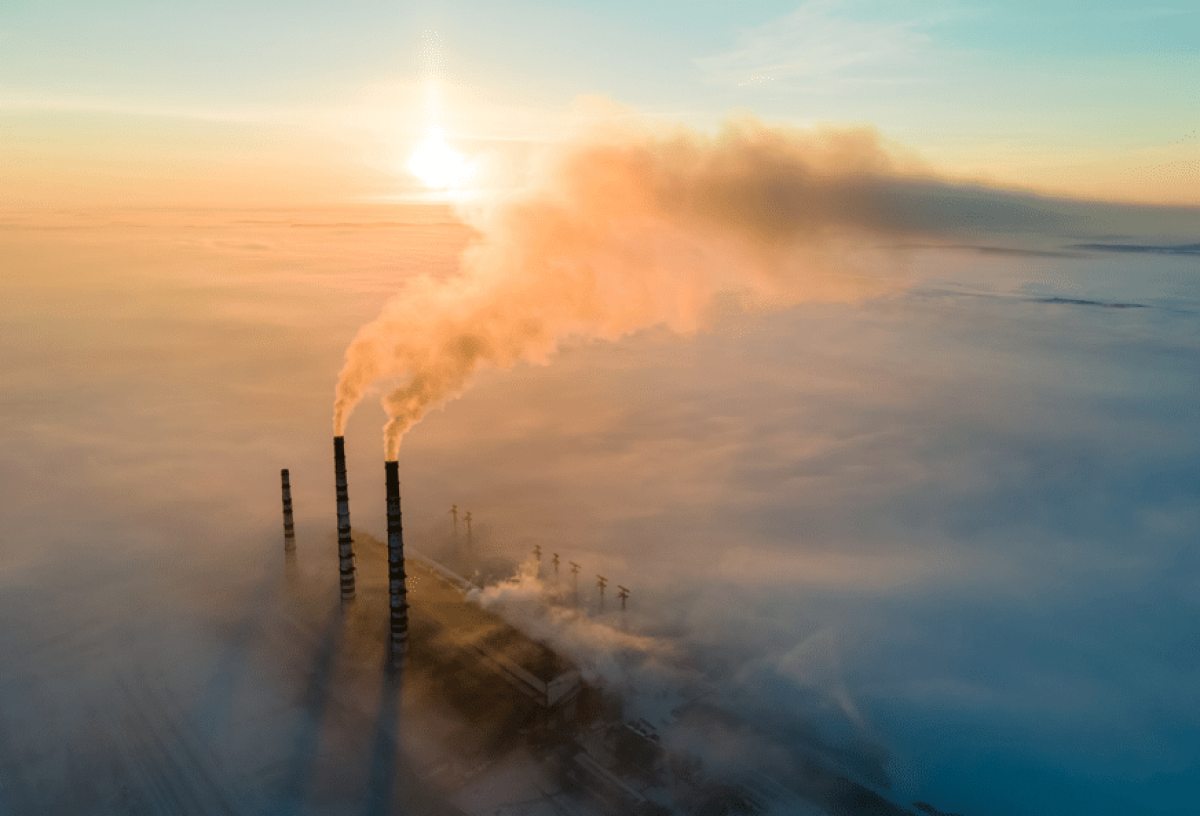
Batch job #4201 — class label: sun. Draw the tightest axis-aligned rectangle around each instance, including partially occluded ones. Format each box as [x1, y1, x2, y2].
[407, 128, 467, 189]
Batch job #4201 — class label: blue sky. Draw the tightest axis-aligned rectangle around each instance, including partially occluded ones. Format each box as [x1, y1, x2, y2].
[2, 0, 1196, 204]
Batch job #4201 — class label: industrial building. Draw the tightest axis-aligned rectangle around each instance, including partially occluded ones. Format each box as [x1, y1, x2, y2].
[263, 442, 966, 816]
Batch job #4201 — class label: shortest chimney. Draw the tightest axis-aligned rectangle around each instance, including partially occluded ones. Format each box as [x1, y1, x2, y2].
[385, 460, 408, 668]
[280, 468, 295, 551]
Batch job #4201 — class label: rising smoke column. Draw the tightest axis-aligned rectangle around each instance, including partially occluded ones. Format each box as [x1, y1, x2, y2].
[334, 118, 942, 457]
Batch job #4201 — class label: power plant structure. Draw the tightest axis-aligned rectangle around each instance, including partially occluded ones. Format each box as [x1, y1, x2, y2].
[273, 435, 962, 816]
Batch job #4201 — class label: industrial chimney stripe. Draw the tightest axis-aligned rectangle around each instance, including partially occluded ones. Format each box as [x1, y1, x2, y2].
[385, 460, 409, 668]
[333, 436, 356, 600]
[281, 468, 295, 551]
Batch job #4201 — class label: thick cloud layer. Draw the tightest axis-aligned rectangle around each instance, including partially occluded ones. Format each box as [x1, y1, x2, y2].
[4, 183, 1198, 815]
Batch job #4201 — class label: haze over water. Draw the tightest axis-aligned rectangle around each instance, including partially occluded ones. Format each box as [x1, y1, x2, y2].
[1, 201, 1197, 815]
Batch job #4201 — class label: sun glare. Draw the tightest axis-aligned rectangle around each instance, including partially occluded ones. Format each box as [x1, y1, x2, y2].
[407, 129, 467, 189]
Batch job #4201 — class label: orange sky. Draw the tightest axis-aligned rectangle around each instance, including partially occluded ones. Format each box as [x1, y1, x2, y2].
[4, 101, 1197, 211]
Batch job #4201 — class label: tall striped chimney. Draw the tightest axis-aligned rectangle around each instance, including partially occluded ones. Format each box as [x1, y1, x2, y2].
[280, 468, 295, 551]
[333, 436, 356, 600]
[384, 460, 408, 668]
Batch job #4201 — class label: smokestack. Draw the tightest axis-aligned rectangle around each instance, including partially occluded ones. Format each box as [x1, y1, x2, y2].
[333, 436, 356, 600]
[464, 511, 473, 561]
[384, 460, 408, 668]
[280, 468, 295, 551]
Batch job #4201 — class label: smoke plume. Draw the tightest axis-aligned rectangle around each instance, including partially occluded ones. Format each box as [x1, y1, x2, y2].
[335, 117, 959, 456]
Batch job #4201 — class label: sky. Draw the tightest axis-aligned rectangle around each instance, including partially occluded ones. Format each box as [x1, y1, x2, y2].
[1, 3, 1199, 816]
[2, 0, 1198, 206]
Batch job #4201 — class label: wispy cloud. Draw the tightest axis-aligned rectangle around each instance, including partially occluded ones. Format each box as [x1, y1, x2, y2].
[696, 0, 937, 89]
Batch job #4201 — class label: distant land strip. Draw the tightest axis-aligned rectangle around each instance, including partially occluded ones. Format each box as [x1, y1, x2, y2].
[1030, 296, 1145, 309]
[1070, 243, 1200, 256]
